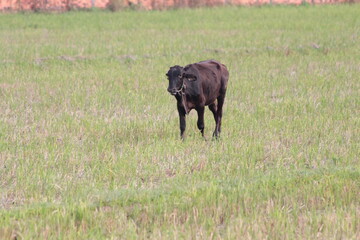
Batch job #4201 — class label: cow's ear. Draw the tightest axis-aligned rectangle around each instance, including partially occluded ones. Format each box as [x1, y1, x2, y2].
[185, 73, 197, 81]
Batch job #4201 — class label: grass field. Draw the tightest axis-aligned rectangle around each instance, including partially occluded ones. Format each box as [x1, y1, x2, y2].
[0, 5, 359, 239]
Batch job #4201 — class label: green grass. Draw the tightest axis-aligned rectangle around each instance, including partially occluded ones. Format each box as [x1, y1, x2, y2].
[1, 5, 359, 239]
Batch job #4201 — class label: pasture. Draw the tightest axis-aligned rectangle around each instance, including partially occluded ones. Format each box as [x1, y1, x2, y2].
[0, 5, 359, 239]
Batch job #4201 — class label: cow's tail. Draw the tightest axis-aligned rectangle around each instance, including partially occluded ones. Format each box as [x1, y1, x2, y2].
[220, 64, 229, 95]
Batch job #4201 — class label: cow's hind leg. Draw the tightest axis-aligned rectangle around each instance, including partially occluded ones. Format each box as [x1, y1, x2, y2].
[208, 102, 218, 137]
[196, 106, 205, 138]
[214, 94, 225, 138]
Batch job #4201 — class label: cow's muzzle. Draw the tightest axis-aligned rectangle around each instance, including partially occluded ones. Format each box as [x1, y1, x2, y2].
[168, 82, 185, 96]
[167, 88, 178, 96]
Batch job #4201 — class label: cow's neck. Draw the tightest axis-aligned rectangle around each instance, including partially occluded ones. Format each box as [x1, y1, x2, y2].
[175, 90, 189, 115]
[181, 92, 189, 115]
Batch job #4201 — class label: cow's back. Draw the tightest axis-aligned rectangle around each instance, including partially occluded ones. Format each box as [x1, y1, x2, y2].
[196, 60, 228, 82]
[198, 60, 228, 91]
[186, 60, 228, 105]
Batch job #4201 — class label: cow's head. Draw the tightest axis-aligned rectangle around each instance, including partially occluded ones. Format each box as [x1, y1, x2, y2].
[166, 65, 184, 96]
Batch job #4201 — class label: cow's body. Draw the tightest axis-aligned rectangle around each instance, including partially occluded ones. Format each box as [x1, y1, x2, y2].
[166, 60, 229, 139]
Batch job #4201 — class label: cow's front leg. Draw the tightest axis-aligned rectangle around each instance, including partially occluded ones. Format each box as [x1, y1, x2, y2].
[196, 106, 205, 138]
[177, 105, 186, 140]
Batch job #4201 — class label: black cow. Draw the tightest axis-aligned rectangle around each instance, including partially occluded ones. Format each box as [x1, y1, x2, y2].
[166, 60, 229, 139]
